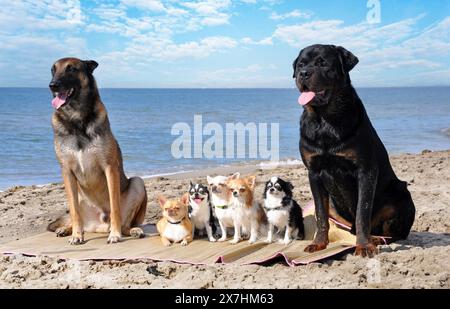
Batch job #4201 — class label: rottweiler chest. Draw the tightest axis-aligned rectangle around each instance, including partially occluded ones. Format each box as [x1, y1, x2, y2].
[303, 150, 360, 218]
[303, 151, 358, 176]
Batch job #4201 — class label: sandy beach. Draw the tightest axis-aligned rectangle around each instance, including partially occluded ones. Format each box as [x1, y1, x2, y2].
[0, 150, 449, 288]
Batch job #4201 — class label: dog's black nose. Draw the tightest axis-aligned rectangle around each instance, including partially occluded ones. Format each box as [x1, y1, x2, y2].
[233, 191, 238, 197]
[269, 187, 275, 193]
[300, 70, 310, 80]
[49, 80, 61, 91]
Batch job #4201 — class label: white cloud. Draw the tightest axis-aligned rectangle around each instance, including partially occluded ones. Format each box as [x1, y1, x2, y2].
[241, 36, 273, 45]
[180, 0, 232, 26]
[120, 0, 166, 12]
[270, 9, 312, 21]
[97, 35, 237, 71]
[201, 13, 230, 26]
[92, 6, 126, 21]
[167, 7, 189, 15]
[0, 33, 89, 86]
[272, 14, 429, 50]
[159, 36, 237, 59]
[0, 0, 84, 31]
[191, 64, 283, 87]
[182, 0, 231, 15]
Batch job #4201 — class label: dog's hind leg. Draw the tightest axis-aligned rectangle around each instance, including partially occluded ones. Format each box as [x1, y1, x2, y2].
[205, 221, 216, 242]
[119, 177, 147, 238]
[48, 198, 109, 236]
[47, 213, 72, 237]
[371, 181, 416, 242]
[217, 220, 228, 242]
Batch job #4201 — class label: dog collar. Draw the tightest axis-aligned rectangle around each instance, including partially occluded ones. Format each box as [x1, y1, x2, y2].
[215, 205, 229, 209]
[264, 205, 285, 211]
[168, 217, 184, 225]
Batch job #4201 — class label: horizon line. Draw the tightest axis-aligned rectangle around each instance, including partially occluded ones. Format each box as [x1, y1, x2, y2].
[1, 85, 450, 90]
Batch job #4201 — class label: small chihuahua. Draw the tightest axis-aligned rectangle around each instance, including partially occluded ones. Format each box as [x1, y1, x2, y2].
[263, 177, 304, 245]
[207, 174, 238, 242]
[188, 182, 217, 242]
[156, 194, 193, 246]
[226, 174, 267, 244]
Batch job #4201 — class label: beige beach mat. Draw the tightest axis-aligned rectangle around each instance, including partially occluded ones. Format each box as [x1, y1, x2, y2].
[0, 204, 360, 266]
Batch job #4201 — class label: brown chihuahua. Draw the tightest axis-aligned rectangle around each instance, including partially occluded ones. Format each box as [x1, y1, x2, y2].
[156, 194, 193, 246]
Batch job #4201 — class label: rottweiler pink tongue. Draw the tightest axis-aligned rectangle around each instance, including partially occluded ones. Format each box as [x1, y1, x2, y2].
[194, 198, 203, 204]
[51, 93, 67, 110]
[298, 92, 316, 106]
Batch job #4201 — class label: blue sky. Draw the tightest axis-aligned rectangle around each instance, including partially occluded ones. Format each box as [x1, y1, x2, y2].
[0, 0, 449, 88]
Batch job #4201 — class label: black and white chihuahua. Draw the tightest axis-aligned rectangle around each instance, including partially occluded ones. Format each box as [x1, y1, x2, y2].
[188, 182, 217, 242]
[263, 177, 304, 244]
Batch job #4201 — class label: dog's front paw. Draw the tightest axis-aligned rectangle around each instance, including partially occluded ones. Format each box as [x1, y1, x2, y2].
[181, 239, 188, 246]
[304, 242, 328, 253]
[130, 227, 145, 239]
[248, 237, 257, 244]
[230, 238, 240, 245]
[209, 237, 217, 242]
[161, 239, 172, 247]
[55, 227, 71, 237]
[279, 238, 292, 245]
[107, 231, 122, 244]
[68, 236, 84, 245]
[355, 243, 378, 258]
[264, 237, 273, 244]
[217, 236, 227, 242]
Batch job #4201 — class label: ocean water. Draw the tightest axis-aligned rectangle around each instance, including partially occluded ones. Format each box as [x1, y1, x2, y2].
[0, 87, 449, 190]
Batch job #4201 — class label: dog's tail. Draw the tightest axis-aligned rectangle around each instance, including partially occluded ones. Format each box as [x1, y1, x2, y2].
[47, 212, 71, 232]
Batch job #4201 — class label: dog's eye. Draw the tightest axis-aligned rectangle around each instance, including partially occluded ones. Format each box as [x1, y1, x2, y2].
[298, 61, 305, 68]
[66, 65, 78, 73]
[315, 58, 327, 67]
[239, 188, 246, 192]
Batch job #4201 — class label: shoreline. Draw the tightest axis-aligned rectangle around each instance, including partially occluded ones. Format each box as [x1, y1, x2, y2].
[2, 148, 449, 192]
[1, 157, 305, 192]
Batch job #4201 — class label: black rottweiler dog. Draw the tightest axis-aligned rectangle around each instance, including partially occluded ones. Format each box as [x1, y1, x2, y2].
[293, 44, 416, 257]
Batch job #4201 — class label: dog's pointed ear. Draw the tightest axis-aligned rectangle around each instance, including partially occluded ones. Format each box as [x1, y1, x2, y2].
[157, 195, 167, 208]
[83, 60, 98, 74]
[292, 54, 300, 78]
[189, 180, 193, 187]
[246, 175, 256, 189]
[336, 46, 358, 73]
[180, 193, 190, 206]
[288, 182, 294, 190]
[206, 176, 213, 185]
[227, 173, 240, 182]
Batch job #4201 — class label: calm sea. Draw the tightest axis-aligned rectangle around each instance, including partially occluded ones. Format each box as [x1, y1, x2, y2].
[0, 87, 449, 190]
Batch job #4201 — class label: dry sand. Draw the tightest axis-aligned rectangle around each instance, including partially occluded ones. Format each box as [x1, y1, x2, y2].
[0, 150, 449, 288]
